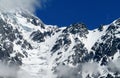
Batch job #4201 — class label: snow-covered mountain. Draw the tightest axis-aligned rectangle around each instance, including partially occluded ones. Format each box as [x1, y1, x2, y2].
[0, 10, 120, 78]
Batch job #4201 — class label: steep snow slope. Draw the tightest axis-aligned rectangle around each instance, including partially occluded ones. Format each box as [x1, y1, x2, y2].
[83, 25, 109, 52]
[0, 10, 120, 78]
[0, 10, 61, 78]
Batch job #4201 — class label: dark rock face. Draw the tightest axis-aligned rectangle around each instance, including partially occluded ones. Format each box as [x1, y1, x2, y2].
[21, 40, 33, 49]
[0, 14, 33, 78]
[0, 19, 16, 42]
[30, 30, 45, 42]
[63, 23, 89, 37]
[30, 27, 59, 43]
[98, 25, 104, 31]
[3, 41, 14, 53]
[0, 41, 22, 66]
[114, 18, 120, 25]
[51, 33, 71, 53]
[72, 42, 88, 65]
[91, 24, 120, 64]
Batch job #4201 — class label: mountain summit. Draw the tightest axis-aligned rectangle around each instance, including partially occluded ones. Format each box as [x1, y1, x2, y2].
[0, 11, 120, 78]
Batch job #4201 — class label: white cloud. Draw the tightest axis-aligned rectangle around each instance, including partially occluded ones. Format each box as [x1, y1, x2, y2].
[0, 62, 17, 77]
[82, 62, 98, 74]
[55, 62, 100, 78]
[0, 61, 33, 78]
[55, 64, 82, 78]
[108, 58, 120, 73]
[0, 0, 47, 13]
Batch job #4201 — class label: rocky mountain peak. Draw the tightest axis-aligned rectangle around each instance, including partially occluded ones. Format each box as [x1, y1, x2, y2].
[114, 18, 120, 25]
[0, 11, 120, 78]
[63, 23, 88, 37]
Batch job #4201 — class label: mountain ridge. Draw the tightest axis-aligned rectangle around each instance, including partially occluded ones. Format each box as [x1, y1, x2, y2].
[0, 11, 120, 78]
